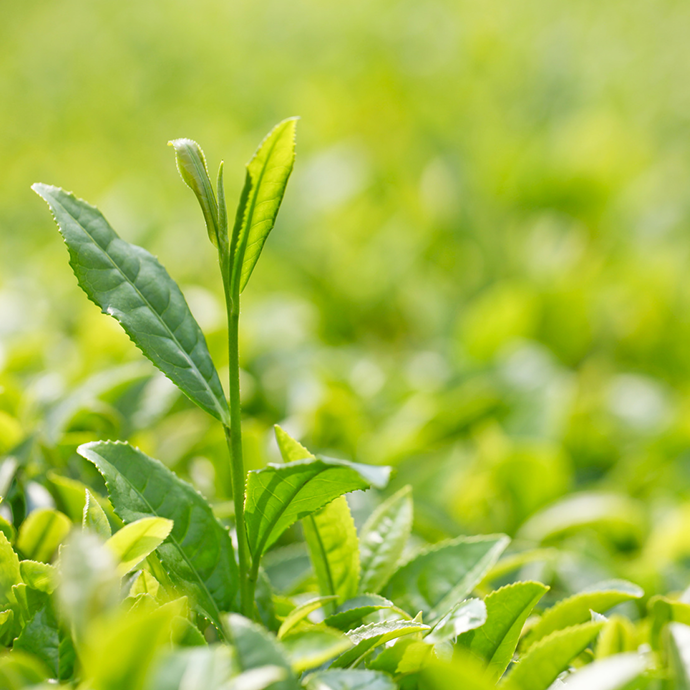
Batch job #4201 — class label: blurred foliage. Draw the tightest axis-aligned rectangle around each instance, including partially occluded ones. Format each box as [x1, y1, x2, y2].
[4, 0, 690, 635]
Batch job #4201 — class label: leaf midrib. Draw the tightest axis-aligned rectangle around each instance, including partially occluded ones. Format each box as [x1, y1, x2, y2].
[49, 191, 227, 423]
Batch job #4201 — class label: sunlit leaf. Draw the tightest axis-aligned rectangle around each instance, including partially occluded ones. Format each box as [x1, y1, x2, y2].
[304, 669, 396, 690]
[245, 455, 391, 562]
[384, 535, 509, 621]
[231, 119, 298, 293]
[324, 594, 403, 631]
[563, 652, 648, 690]
[358, 485, 413, 595]
[79, 441, 239, 629]
[281, 625, 351, 672]
[457, 581, 548, 679]
[105, 516, 173, 576]
[16, 508, 71, 562]
[32, 184, 230, 424]
[303, 497, 359, 611]
[83, 489, 112, 539]
[427, 597, 487, 644]
[277, 595, 338, 639]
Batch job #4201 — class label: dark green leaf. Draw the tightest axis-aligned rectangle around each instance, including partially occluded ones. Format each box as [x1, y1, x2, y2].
[79, 441, 239, 629]
[359, 486, 413, 595]
[231, 119, 298, 293]
[383, 535, 509, 621]
[32, 184, 230, 424]
[457, 581, 548, 679]
[245, 456, 391, 562]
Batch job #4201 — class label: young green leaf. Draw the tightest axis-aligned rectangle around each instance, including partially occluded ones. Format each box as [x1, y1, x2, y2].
[168, 138, 223, 250]
[323, 594, 404, 631]
[523, 580, 643, 649]
[32, 184, 230, 425]
[224, 614, 299, 690]
[358, 485, 413, 595]
[148, 646, 235, 690]
[330, 619, 430, 668]
[0, 651, 51, 689]
[278, 595, 338, 639]
[275, 425, 313, 462]
[245, 456, 391, 562]
[83, 489, 112, 539]
[503, 621, 604, 690]
[596, 614, 638, 658]
[303, 497, 360, 610]
[304, 669, 396, 690]
[562, 652, 648, 690]
[426, 597, 487, 644]
[16, 508, 71, 563]
[281, 626, 352, 673]
[383, 535, 509, 621]
[457, 581, 549, 680]
[19, 561, 56, 594]
[79, 441, 239, 630]
[105, 516, 173, 576]
[0, 532, 22, 609]
[231, 118, 298, 293]
[419, 652, 496, 690]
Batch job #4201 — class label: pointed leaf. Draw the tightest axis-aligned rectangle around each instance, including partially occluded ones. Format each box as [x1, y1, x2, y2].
[0, 532, 21, 608]
[524, 580, 642, 649]
[303, 497, 360, 610]
[324, 594, 403, 631]
[232, 119, 297, 293]
[383, 535, 509, 621]
[275, 425, 313, 462]
[79, 441, 239, 629]
[427, 597, 487, 644]
[359, 486, 413, 595]
[169, 138, 222, 249]
[330, 619, 429, 668]
[83, 489, 112, 539]
[16, 509, 71, 563]
[224, 614, 299, 690]
[105, 516, 173, 576]
[282, 626, 352, 673]
[278, 596, 338, 639]
[32, 184, 230, 424]
[245, 456, 391, 561]
[457, 581, 549, 680]
[304, 669, 396, 690]
[503, 621, 604, 690]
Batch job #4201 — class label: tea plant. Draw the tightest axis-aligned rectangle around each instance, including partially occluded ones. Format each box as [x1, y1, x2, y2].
[0, 121, 689, 688]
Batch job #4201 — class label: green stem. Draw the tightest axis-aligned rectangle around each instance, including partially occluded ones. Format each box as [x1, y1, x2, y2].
[225, 289, 253, 619]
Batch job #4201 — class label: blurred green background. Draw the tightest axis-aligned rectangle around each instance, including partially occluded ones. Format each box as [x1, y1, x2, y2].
[3, 0, 690, 597]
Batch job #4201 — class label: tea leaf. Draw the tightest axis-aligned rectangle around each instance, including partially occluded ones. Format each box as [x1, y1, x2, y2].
[83, 489, 112, 539]
[303, 497, 360, 610]
[105, 516, 173, 576]
[281, 626, 351, 672]
[304, 670, 396, 690]
[168, 138, 223, 250]
[16, 508, 71, 563]
[668, 623, 690, 689]
[224, 614, 299, 690]
[245, 456, 391, 561]
[79, 441, 239, 630]
[323, 594, 402, 631]
[426, 597, 487, 644]
[384, 535, 509, 621]
[0, 532, 22, 608]
[457, 581, 548, 680]
[277, 595, 338, 639]
[19, 561, 56, 594]
[32, 184, 230, 425]
[232, 119, 298, 293]
[523, 580, 643, 649]
[503, 621, 604, 690]
[359, 485, 413, 595]
[330, 619, 430, 668]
